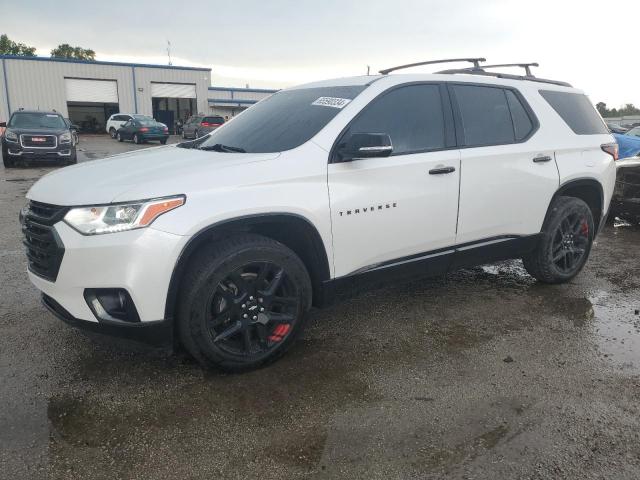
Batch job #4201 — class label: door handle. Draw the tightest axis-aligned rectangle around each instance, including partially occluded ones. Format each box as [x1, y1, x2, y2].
[533, 155, 552, 163]
[429, 166, 456, 175]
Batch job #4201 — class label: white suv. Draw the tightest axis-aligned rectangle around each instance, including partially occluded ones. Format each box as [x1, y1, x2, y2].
[22, 59, 618, 371]
[106, 113, 153, 138]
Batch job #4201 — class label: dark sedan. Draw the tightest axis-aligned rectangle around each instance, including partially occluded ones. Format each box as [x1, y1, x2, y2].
[116, 119, 169, 144]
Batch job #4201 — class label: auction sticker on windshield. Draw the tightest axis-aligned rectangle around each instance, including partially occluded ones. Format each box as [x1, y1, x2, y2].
[312, 97, 352, 109]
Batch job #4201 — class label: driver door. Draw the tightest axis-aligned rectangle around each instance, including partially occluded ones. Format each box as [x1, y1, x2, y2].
[328, 83, 461, 278]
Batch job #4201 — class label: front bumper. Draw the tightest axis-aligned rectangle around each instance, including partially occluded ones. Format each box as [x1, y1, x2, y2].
[27, 220, 188, 338]
[612, 157, 640, 217]
[3, 139, 75, 160]
[42, 293, 173, 346]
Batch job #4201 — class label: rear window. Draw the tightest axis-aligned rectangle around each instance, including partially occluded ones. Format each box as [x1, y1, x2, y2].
[452, 85, 514, 147]
[539, 90, 608, 135]
[202, 116, 224, 124]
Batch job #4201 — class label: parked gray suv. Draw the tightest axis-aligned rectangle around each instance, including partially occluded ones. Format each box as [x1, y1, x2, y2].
[182, 115, 225, 140]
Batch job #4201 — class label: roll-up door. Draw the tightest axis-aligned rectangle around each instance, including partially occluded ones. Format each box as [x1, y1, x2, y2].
[65, 79, 118, 103]
[151, 83, 196, 98]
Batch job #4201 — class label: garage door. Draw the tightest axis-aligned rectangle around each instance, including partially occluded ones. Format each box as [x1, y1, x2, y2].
[65, 79, 118, 103]
[151, 83, 196, 98]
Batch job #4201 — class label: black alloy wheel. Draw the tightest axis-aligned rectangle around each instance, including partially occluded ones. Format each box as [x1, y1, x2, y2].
[207, 261, 300, 357]
[550, 211, 590, 274]
[523, 196, 594, 284]
[177, 234, 312, 371]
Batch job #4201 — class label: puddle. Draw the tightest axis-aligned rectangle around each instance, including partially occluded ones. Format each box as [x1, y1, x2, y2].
[591, 297, 640, 372]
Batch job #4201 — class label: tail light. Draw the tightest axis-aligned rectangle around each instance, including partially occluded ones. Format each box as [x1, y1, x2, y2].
[601, 142, 619, 161]
[163, 127, 168, 132]
[201, 122, 220, 127]
[139, 127, 149, 132]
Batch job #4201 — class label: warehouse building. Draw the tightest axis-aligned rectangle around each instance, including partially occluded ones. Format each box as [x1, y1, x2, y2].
[0, 55, 277, 134]
[208, 86, 277, 119]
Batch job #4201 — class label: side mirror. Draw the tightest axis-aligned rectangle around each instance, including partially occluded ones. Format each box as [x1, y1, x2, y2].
[0, 122, 6, 128]
[71, 124, 80, 130]
[335, 133, 393, 163]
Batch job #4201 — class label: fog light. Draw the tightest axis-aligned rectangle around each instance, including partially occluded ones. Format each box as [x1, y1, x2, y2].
[84, 288, 140, 323]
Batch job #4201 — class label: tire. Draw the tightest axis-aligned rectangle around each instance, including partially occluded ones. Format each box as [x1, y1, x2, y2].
[109, 127, 117, 139]
[160, 138, 167, 145]
[65, 151, 78, 165]
[523, 196, 595, 284]
[133, 134, 142, 145]
[117, 132, 123, 142]
[177, 234, 312, 372]
[182, 131, 186, 140]
[2, 148, 15, 168]
[194, 130, 199, 139]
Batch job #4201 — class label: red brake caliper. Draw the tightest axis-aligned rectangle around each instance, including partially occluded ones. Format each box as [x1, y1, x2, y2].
[268, 324, 290, 342]
[580, 219, 589, 236]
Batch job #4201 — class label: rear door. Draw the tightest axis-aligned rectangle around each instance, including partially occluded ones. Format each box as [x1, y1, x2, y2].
[451, 83, 559, 245]
[328, 83, 461, 278]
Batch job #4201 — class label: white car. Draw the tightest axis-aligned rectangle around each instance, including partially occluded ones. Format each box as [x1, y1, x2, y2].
[106, 113, 153, 138]
[22, 59, 617, 371]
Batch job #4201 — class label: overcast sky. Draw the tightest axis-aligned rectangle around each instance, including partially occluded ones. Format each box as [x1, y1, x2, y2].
[2, 0, 638, 107]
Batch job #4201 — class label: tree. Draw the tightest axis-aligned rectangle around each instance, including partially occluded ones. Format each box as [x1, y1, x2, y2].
[596, 102, 607, 117]
[50, 44, 95, 61]
[0, 34, 36, 56]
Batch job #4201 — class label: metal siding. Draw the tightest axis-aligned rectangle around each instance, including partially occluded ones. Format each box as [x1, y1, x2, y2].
[5, 59, 136, 116]
[135, 67, 211, 116]
[207, 89, 272, 103]
[0, 60, 8, 121]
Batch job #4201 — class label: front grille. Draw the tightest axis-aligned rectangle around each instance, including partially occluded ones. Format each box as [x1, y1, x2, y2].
[21, 201, 68, 282]
[21, 134, 57, 148]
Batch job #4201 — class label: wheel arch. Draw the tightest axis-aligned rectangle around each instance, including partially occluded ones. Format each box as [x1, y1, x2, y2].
[164, 213, 332, 321]
[548, 178, 604, 229]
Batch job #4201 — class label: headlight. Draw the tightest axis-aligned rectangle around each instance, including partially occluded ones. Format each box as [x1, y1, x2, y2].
[63, 195, 185, 235]
[5, 130, 17, 142]
[59, 132, 72, 144]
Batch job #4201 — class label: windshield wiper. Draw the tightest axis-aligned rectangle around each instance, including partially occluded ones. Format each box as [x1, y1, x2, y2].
[198, 143, 246, 153]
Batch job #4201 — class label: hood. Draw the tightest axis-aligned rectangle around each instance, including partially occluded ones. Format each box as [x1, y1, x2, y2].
[27, 145, 280, 205]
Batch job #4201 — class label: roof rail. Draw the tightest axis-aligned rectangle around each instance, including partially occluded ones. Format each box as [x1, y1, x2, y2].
[475, 63, 539, 77]
[436, 64, 572, 88]
[379, 58, 486, 75]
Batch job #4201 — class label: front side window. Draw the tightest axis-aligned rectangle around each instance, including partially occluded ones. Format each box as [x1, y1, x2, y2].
[341, 84, 446, 155]
[539, 90, 608, 135]
[199, 86, 365, 153]
[453, 85, 514, 147]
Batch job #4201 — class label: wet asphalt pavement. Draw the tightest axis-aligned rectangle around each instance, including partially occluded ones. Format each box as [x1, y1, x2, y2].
[1, 136, 640, 479]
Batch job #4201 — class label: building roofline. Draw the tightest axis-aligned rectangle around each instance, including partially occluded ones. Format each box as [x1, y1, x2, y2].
[208, 98, 258, 105]
[208, 86, 278, 94]
[0, 54, 211, 72]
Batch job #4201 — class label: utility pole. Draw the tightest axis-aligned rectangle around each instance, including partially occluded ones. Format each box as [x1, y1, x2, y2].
[367, 65, 370, 75]
[167, 40, 172, 66]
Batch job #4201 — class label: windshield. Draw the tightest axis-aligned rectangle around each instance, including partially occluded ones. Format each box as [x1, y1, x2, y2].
[198, 85, 366, 153]
[8, 112, 66, 129]
[627, 127, 640, 137]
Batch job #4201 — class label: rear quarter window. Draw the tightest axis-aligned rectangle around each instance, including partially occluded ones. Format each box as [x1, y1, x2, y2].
[539, 90, 608, 135]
